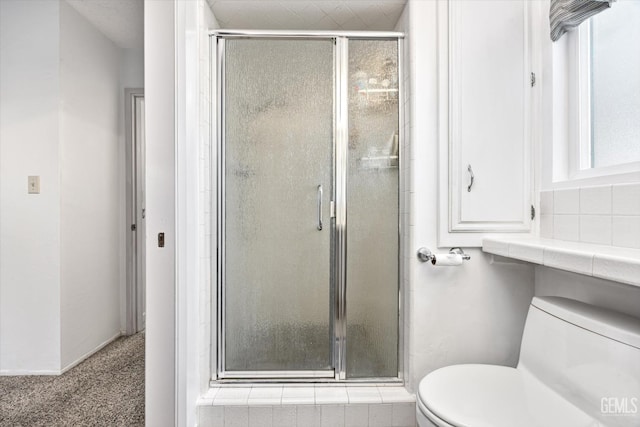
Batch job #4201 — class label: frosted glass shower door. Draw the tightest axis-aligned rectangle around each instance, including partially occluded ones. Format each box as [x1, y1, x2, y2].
[346, 39, 399, 378]
[222, 39, 334, 375]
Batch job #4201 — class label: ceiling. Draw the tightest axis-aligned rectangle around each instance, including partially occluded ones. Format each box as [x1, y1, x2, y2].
[63, 0, 406, 51]
[207, 0, 408, 31]
[65, 0, 143, 50]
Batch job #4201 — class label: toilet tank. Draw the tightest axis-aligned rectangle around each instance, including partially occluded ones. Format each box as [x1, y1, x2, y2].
[518, 296, 640, 426]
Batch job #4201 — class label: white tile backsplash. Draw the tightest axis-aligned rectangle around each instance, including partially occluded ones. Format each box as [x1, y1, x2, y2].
[579, 215, 612, 245]
[612, 183, 640, 215]
[540, 214, 553, 239]
[580, 185, 611, 215]
[612, 216, 640, 249]
[541, 183, 640, 249]
[540, 191, 554, 215]
[554, 188, 580, 214]
[553, 215, 579, 242]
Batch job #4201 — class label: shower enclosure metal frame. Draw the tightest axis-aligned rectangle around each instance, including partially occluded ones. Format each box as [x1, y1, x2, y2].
[212, 30, 404, 383]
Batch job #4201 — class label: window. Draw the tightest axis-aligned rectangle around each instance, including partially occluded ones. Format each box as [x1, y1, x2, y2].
[570, 1, 640, 177]
[589, 2, 640, 169]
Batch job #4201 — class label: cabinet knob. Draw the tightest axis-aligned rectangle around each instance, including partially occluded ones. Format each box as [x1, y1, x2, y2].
[467, 164, 474, 192]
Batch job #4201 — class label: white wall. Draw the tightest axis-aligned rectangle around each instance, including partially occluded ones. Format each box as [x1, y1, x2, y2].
[145, 0, 217, 423]
[1, 0, 131, 374]
[145, 0, 177, 424]
[0, 0, 62, 374]
[405, 0, 535, 391]
[59, 0, 122, 369]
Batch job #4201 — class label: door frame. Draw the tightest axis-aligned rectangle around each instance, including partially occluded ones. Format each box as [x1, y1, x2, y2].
[213, 31, 404, 382]
[125, 88, 146, 335]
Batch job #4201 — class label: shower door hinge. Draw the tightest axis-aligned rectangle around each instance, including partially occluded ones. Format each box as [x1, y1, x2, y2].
[530, 72, 536, 87]
[531, 205, 536, 220]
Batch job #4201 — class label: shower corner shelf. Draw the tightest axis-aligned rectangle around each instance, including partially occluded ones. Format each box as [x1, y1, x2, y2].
[358, 155, 399, 170]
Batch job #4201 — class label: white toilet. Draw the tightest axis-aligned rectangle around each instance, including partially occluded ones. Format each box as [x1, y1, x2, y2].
[416, 296, 640, 427]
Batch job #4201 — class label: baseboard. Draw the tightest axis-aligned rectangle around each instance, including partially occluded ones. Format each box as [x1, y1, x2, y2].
[0, 332, 122, 376]
[0, 369, 61, 376]
[60, 332, 122, 374]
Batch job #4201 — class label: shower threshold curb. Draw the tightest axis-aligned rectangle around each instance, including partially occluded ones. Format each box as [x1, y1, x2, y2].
[197, 385, 415, 406]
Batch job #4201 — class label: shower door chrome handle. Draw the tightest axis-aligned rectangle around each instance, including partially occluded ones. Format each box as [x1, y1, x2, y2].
[317, 184, 323, 231]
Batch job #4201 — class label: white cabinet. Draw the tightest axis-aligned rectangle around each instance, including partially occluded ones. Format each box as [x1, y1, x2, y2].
[438, 0, 535, 247]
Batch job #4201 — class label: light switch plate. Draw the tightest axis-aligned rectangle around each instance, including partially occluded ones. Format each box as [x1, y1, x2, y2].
[28, 176, 40, 194]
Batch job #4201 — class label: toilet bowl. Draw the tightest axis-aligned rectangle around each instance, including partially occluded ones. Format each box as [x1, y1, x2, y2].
[416, 297, 640, 427]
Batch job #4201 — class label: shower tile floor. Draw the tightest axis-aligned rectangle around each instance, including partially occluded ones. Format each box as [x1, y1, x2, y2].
[198, 385, 416, 427]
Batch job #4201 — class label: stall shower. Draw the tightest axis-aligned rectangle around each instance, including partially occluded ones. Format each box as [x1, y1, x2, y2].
[215, 32, 402, 381]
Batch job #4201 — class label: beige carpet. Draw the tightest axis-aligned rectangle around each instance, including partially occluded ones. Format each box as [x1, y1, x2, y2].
[0, 332, 144, 426]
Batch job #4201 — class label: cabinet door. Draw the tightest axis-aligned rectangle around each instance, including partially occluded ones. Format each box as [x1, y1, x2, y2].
[438, 0, 533, 246]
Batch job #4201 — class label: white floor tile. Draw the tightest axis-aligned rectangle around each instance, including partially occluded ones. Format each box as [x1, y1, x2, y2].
[199, 406, 224, 427]
[392, 403, 416, 427]
[345, 404, 369, 427]
[321, 405, 345, 427]
[248, 406, 272, 427]
[273, 405, 296, 427]
[296, 405, 321, 427]
[369, 404, 393, 427]
[225, 406, 249, 427]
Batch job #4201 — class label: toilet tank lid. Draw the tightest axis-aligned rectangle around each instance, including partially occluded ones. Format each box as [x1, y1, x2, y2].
[532, 297, 640, 350]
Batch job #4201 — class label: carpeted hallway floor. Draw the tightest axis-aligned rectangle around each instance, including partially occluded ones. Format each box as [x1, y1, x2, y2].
[0, 332, 144, 426]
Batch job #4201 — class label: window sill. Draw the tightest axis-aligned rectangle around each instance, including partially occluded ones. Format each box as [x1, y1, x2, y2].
[550, 168, 640, 189]
[483, 236, 640, 287]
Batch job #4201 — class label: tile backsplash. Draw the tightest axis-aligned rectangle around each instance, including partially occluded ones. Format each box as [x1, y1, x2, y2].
[539, 183, 640, 249]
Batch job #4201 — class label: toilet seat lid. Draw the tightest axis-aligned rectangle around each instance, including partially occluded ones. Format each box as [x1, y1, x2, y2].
[418, 364, 597, 427]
